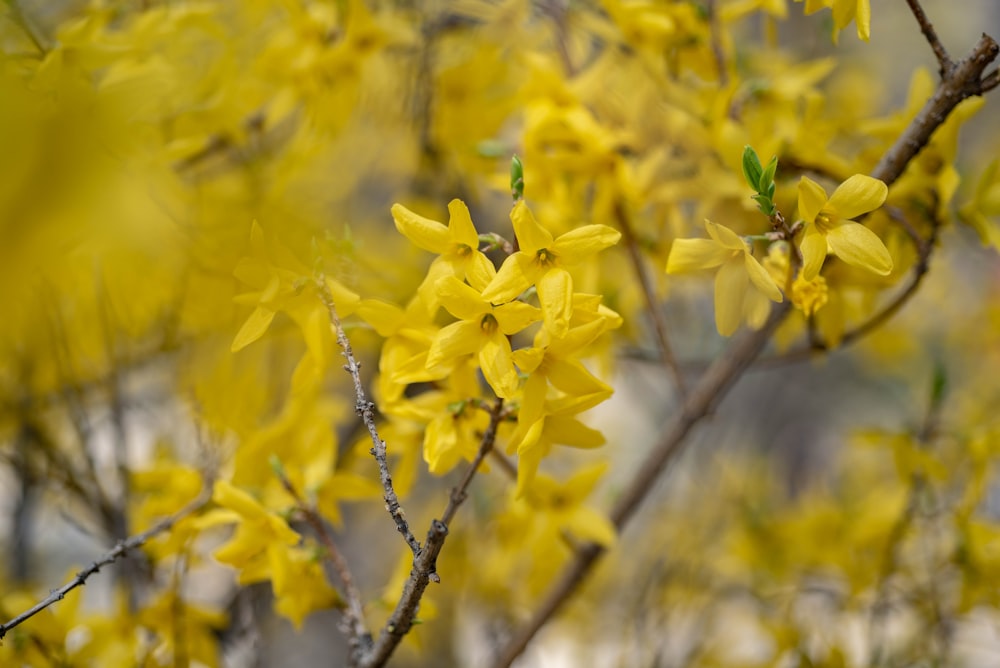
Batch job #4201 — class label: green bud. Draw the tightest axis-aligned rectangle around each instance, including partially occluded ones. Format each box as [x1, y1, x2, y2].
[510, 154, 524, 201]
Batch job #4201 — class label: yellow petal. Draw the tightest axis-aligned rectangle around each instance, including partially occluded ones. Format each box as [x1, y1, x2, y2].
[512, 346, 545, 373]
[855, 0, 871, 40]
[356, 299, 404, 337]
[435, 275, 489, 321]
[465, 251, 497, 292]
[544, 416, 605, 449]
[743, 285, 773, 330]
[799, 226, 828, 280]
[744, 253, 783, 302]
[213, 480, 267, 520]
[666, 238, 731, 273]
[426, 320, 483, 369]
[510, 200, 553, 253]
[550, 224, 621, 263]
[479, 333, 519, 398]
[231, 306, 276, 352]
[713, 257, 748, 336]
[827, 174, 887, 220]
[797, 176, 828, 224]
[825, 222, 893, 275]
[481, 252, 540, 304]
[537, 267, 573, 337]
[446, 199, 479, 248]
[704, 220, 748, 252]
[391, 203, 449, 253]
[494, 300, 542, 335]
[562, 507, 617, 547]
[547, 357, 611, 396]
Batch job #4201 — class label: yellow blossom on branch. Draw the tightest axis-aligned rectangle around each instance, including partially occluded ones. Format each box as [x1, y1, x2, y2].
[391, 199, 497, 296]
[666, 220, 783, 336]
[481, 200, 621, 336]
[797, 174, 892, 280]
[426, 275, 540, 399]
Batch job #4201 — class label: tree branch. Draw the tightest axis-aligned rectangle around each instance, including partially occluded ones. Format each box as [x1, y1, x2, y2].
[0, 487, 210, 641]
[316, 277, 421, 555]
[358, 399, 506, 668]
[905, 0, 952, 75]
[491, 28, 1000, 668]
[871, 33, 998, 186]
[275, 467, 372, 656]
[613, 199, 687, 397]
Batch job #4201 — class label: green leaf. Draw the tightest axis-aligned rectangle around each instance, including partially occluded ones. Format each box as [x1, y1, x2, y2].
[742, 146, 763, 192]
[759, 156, 778, 192]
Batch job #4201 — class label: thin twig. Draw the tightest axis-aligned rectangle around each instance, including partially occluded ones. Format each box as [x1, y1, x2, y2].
[359, 399, 506, 668]
[492, 302, 793, 668]
[491, 28, 1000, 668]
[705, 0, 729, 86]
[904, 0, 952, 75]
[275, 468, 373, 655]
[442, 399, 504, 525]
[315, 277, 420, 555]
[0, 487, 210, 640]
[613, 199, 687, 397]
[983, 69, 1000, 92]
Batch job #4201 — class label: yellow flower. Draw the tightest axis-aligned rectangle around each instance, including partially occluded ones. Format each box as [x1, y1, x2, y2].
[797, 174, 892, 280]
[791, 273, 829, 317]
[271, 546, 342, 630]
[666, 220, 783, 337]
[391, 199, 497, 293]
[198, 480, 301, 584]
[426, 275, 540, 398]
[481, 201, 621, 336]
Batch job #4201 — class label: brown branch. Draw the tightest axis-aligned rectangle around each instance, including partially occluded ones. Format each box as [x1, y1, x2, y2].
[359, 399, 506, 668]
[0, 487, 210, 641]
[871, 33, 998, 185]
[492, 302, 793, 668]
[705, 0, 729, 86]
[442, 399, 504, 525]
[613, 199, 687, 397]
[491, 28, 1000, 668]
[275, 467, 372, 656]
[905, 0, 952, 75]
[315, 277, 421, 555]
[983, 68, 1000, 92]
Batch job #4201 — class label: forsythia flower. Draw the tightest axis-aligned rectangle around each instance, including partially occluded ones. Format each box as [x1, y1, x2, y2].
[199, 480, 300, 584]
[481, 201, 621, 336]
[666, 220, 783, 336]
[391, 199, 497, 295]
[797, 174, 892, 280]
[426, 275, 540, 398]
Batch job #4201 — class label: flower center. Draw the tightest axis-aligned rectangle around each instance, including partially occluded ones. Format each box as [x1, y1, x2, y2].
[480, 313, 499, 335]
[454, 243, 472, 257]
[535, 248, 556, 266]
[815, 211, 834, 233]
[792, 274, 828, 317]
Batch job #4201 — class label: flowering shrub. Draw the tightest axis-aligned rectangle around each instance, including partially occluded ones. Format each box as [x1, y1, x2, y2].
[1, 0, 999, 666]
